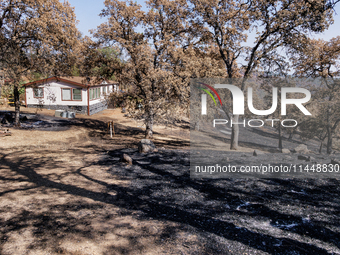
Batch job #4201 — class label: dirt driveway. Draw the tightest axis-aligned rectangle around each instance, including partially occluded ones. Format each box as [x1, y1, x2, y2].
[0, 107, 194, 255]
[1, 107, 340, 255]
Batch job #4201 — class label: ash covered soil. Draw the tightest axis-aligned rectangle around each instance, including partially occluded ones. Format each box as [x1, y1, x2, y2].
[109, 148, 340, 254]
[0, 107, 340, 254]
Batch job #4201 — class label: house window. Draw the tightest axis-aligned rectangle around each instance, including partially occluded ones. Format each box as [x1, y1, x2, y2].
[62, 88, 71, 100]
[33, 88, 44, 98]
[89, 87, 103, 100]
[90, 88, 95, 100]
[89, 89, 93, 100]
[62, 88, 82, 101]
[102, 86, 106, 94]
[72, 88, 82, 100]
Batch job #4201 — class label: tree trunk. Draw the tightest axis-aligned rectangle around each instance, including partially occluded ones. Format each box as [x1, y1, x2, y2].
[230, 114, 239, 150]
[14, 85, 20, 126]
[278, 124, 283, 149]
[319, 140, 323, 154]
[288, 132, 293, 140]
[145, 108, 153, 139]
[230, 78, 247, 150]
[326, 127, 332, 154]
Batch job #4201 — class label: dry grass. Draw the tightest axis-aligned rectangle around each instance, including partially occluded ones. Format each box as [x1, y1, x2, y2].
[0, 106, 194, 254]
[0, 106, 190, 149]
[1, 106, 340, 255]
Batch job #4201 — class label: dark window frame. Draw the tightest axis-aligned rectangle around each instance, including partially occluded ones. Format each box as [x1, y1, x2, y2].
[72, 88, 82, 101]
[61, 88, 82, 101]
[33, 87, 44, 98]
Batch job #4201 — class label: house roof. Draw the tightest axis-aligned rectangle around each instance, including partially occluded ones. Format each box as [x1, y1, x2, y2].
[23, 76, 118, 88]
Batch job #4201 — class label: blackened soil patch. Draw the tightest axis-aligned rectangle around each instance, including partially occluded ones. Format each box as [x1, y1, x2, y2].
[108, 148, 340, 254]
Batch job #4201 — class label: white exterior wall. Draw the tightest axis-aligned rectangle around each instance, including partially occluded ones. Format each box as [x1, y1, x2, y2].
[26, 80, 119, 108]
[26, 81, 88, 106]
[98, 81, 118, 93]
[113, 84, 119, 92]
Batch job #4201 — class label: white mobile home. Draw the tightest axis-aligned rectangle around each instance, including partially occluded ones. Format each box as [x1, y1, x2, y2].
[24, 76, 119, 115]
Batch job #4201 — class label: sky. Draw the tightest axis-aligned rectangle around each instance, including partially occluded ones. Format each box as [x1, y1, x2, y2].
[67, 0, 340, 41]
[67, 0, 146, 38]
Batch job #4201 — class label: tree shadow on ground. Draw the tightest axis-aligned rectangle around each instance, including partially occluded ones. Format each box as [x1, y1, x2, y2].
[197, 129, 279, 152]
[197, 125, 325, 153]
[1, 147, 339, 254]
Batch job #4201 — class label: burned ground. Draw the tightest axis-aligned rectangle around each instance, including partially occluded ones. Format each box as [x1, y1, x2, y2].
[0, 107, 339, 255]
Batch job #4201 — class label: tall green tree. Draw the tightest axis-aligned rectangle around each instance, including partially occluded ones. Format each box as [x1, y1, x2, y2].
[81, 38, 124, 81]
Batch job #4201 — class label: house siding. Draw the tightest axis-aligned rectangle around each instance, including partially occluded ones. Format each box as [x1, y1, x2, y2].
[89, 101, 108, 115]
[26, 81, 88, 107]
[27, 104, 88, 115]
[27, 102, 108, 116]
[25, 78, 118, 115]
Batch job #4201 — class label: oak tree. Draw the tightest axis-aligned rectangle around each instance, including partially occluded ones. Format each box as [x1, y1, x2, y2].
[290, 37, 340, 154]
[189, 0, 339, 150]
[94, 0, 224, 138]
[0, 0, 80, 125]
